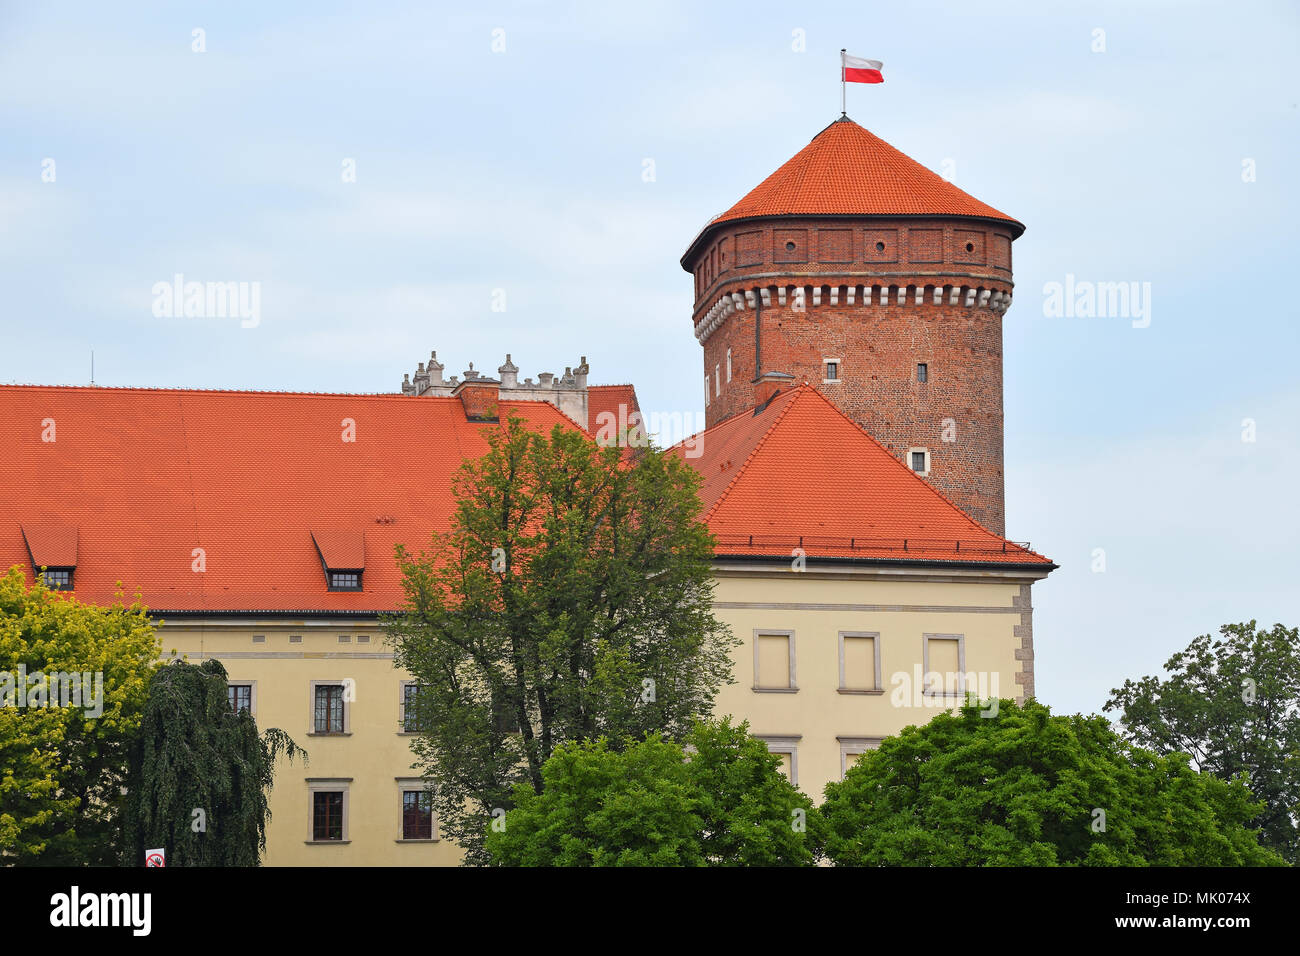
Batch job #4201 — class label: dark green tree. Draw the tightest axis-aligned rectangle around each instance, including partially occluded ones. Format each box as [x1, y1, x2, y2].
[388, 417, 735, 864]
[485, 719, 822, 866]
[122, 658, 305, 866]
[820, 698, 1283, 866]
[1105, 620, 1300, 863]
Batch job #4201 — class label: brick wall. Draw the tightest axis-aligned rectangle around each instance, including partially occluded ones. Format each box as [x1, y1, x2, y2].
[688, 215, 1016, 535]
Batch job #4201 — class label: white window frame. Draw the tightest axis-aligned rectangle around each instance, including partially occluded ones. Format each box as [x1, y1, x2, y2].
[837, 736, 883, 779]
[923, 633, 966, 698]
[756, 735, 801, 787]
[837, 631, 882, 694]
[309, 679, 352, 736]
[714, 364, 720, 396]
[726, 348, 732, 382]
[305, 778, 352, 845]
[752, 629, 797, 693]
[704, 376, 710, 406]
[395, 778, 440, 843]
[823, 357, 842, 383]
[908, 446, 931, 477]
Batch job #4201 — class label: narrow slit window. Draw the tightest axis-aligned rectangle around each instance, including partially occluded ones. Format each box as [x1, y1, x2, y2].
[917, 363, 928, 383]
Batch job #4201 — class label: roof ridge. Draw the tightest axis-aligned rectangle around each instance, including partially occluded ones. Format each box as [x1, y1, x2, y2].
[700, 387, 804, 523]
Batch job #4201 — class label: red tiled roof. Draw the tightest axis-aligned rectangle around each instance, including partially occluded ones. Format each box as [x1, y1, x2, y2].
[311, 530, 366, 570]
[669, 385, 1052, 567]
[587, 384, 642, 458]
[0, 386, 580, 612]
[21, 522, 78, 568]
[684, 117, 1023, 265]
[587, 384, 640, 427]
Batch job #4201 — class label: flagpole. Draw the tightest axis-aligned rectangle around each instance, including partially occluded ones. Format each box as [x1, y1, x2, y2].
[840, 49, 846, 116]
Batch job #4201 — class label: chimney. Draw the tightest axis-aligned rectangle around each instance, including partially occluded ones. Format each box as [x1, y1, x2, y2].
[454, 377, 500, 422]
[574, 356, 589, 389]
[498, 354, 519, 389]
[401, 373, 414, 395]
[753, 370, 795, 409]
[427, 350, 444, 386]
[538, 371, 554, 388]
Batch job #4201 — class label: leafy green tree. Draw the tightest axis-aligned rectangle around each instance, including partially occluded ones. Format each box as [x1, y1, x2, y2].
[485, 719, 821, 866]
[121, 658, 305, 866]
[388, 417, 734, 864]
[0, 567, 160, 864]
[1105, 621, 1299, 864]
[820, 698, 1283, 866]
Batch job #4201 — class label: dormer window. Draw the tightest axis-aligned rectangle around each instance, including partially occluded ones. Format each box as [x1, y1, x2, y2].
[312, 530, 366, 593]
[41, 567, 74, 590]
[22, 523, 78, 592]
[329, 571, 361, 591]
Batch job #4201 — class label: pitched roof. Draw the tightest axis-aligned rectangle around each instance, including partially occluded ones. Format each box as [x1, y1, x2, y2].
[684, 117, 1023, 266]
[0, 385, 579, 613]
[670, 385, 1052, 567]
[587, 384, 641, 430]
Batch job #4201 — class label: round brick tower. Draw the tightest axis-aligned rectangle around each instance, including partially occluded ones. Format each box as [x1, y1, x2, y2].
[682, 116, 1022, 535]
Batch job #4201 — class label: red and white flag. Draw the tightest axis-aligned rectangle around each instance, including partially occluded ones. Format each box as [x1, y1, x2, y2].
[842, 53, 883, 84]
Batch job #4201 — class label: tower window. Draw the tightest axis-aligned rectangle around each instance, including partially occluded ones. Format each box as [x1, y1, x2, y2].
[714, 364, 720, 396]
[909, 448, 930, 475]
[965, 242, 975, 253]
[875, 241, 885, 252]
[726, 348, 732, 383]
[785, 241, 796, 252]
[917, 363, 928, 383]
[824, 360, 840, 382]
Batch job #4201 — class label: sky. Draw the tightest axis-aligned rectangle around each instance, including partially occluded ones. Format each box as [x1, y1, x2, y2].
[2, 0, 1297, 717]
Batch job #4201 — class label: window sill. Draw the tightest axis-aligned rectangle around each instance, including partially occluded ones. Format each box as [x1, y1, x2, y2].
[308, 732, 353, 737]
[822, 378, 841, 384]
[837, 688, 885, 696]
[395, 838, 440, 844]
[752, 686, 799, 694]
[304, 840, 351, 845]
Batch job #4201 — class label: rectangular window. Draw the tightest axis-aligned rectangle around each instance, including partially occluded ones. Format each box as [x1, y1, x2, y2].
[40, 568, 73, 590]
[911, 451, 927, 473]
[924, 634, 965, 696]
[825, 361, 839, 381]
[917, 362, 928, 383]
[227, 683, 252, 714]
[402, 790, 434, 840]
[402, 683, 425, 733]
[839, 737, 882, 779]
[840, 634, 878, 691]
[758, 736, 800, 786]
[313, 791, 344, 841]
[314, 684, 345, 733]
[755, 632, 794, 690]
[328, 571, 361, 591]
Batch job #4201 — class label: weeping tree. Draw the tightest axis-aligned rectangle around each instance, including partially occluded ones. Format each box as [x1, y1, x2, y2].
[122, 658, 305, 866]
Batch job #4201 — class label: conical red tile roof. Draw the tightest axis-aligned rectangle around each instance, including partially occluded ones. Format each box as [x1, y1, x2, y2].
[684, 117, 1023, 265]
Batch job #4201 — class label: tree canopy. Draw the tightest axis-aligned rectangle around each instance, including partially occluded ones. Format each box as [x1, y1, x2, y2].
[387, 417, 735, 863]
[0, 566, 160, 865]
[121, 658, 305, 866]
[1105, 620, 1300, 863]
[485, 719, 822, 866]
[820, 698, 1283, 866]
